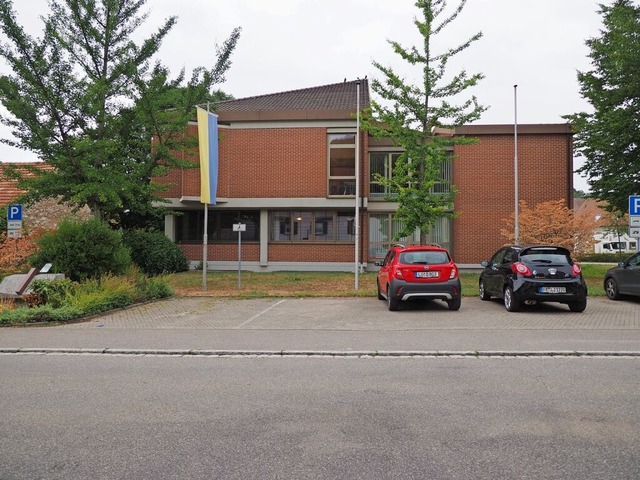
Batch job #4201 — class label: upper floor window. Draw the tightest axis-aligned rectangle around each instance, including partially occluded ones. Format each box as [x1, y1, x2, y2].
[328, 133, 355, 196]
[370, 152, 401, 199]
[369, 151, 452, 198]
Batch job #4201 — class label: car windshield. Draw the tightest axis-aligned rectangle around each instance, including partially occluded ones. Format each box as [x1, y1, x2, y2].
[399, 251, 449, 265]
[520, 250, 571, 265]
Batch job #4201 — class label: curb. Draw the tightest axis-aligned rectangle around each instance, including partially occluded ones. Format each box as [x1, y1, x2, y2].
[2, 348, 640, 358]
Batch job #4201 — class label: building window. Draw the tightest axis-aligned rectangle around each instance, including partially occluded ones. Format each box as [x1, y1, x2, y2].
[368, 213, 451, 259]
[328, 133, 356, 196]
[369, 151, 452, 198]
[175, 210, 260, 243]
[369, 152, 401, 199]
[271, 210, 354, 242]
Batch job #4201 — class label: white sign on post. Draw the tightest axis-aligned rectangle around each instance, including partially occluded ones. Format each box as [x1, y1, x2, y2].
[233, 223, 245, 289]
[629, 227, 640, 238]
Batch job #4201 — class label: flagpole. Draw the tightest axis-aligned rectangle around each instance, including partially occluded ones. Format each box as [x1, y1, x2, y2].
[197, 102, 219, 291]
[514, 85, 519, 245]
[202, 204, 208, 290]
[202, 101, 211, 291]
[354, 80, 361, 290]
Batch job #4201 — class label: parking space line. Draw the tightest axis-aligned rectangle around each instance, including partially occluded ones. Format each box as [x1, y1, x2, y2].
[235, 299, 287, 329]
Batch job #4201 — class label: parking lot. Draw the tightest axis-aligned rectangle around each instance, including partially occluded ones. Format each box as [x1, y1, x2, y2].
[2, 296, 639, 355]
[59, 295, 640, 331]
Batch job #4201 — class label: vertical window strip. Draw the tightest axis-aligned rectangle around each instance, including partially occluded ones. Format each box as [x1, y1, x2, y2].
[329, 133, 356, 197]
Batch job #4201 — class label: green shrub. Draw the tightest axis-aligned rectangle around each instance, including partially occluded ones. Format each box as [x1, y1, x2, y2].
[137, 275, 174, 300]
[577, 253, 631, 263]
[0, 268, 173, 325]
[69, 276, 137, 315]
[28, 278, 76, 308]
[31, 218, 131, 282]
[122, 229, 188, 276]
[0, 305, 84, 325]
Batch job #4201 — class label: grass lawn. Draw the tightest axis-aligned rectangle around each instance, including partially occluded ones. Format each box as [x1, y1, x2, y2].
[165, 263, 613, 298]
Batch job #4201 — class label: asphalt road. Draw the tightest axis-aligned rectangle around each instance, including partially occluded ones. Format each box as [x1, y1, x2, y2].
[1, 296, 639, 479]
[1, 354, 639, 480]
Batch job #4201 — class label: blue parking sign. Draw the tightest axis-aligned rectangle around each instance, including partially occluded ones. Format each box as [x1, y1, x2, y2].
[630, 196, 640, 216]
[7, 204, 22, 221]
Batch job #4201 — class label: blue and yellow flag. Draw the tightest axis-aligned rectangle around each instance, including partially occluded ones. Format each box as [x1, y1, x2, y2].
[197, 107, 219, 204]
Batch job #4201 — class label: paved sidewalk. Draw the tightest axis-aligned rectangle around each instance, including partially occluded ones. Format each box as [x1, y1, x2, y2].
[1, 296, 639, 355]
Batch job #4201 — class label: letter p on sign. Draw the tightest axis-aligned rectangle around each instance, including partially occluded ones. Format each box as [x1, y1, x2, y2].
[630, 196, 640, 216]
[7, 204, 22, 221]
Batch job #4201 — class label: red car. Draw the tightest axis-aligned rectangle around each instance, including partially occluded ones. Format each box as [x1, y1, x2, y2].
[375, 244, 462, 311]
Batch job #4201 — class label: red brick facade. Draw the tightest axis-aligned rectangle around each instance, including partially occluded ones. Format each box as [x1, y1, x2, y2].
[155, 82, 574, 270]
[453, 125, 573, 263]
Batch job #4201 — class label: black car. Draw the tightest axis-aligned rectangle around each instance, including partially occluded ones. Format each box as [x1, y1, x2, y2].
[479, 245, 588, 312]
[603, 252, 640, 300]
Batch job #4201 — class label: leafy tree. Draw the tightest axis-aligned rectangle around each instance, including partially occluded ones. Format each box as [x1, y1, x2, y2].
[500, 199, 598, 257]
[30, 218, 131, 282]
[362, 0, 486, 243]
[0, 0, 240, 228]
[565, 0, 640, 214]
[573, 188, 589, 199]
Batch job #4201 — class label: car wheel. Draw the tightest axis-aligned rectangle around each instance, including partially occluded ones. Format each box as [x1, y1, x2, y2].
[377, 279, 385, 300]
[387, 285, 399, 311]
[605, 277, 620, 300]
[504, 286, 520, 312]
[568, 299, 587, 312]
[479, 280, 491, 300]
[447, 297, 461, 311]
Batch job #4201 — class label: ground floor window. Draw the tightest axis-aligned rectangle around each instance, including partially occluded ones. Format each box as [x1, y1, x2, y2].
[271, 210, 355, 242]
[175, 210, 260, 243]
[368, 214, 451, 259]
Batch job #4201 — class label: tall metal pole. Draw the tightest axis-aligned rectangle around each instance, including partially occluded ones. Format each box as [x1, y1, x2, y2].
[237, 228, 242, 289]
[514, 85, 519, 245]
[202, 101, 211, 291]
[355, 80, 361, 290]
[202, 205, 208, 290]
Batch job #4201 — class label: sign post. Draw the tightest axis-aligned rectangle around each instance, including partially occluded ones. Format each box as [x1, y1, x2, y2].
[233, 223, 246, 289]
[629, 196, 640, 247]
[6, 204, 22, 239]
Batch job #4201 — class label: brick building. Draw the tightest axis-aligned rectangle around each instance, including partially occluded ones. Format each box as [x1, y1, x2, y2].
[155, 80, 574, 270]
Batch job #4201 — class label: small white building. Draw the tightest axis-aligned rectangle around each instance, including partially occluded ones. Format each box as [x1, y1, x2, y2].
[594, 231, 637, 254]
[574, 197, 638, 254]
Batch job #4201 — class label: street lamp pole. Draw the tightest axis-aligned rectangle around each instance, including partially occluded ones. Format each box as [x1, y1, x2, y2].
[355, 79, 361, 290]
[514, 85, 519, 245]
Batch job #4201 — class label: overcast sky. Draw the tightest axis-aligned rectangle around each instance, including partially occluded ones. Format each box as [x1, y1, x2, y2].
[2, 0, 610, 190]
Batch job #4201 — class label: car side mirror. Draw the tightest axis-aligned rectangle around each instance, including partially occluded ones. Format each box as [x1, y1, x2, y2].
[480, 261, 489, 267]
[619, 261, 625, 267]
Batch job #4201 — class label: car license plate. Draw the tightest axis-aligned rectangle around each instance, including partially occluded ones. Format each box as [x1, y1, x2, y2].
[415, 271, 439, 278]
[539, 286, 566, 294]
